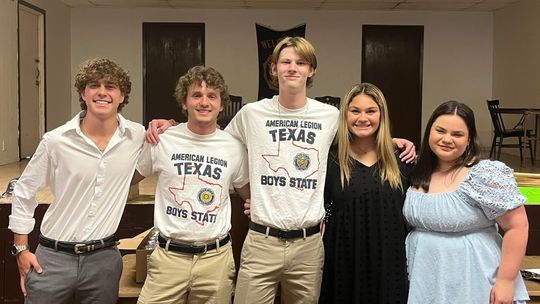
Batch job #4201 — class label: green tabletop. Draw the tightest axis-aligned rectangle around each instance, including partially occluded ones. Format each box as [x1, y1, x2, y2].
[520, 187, 540, 205]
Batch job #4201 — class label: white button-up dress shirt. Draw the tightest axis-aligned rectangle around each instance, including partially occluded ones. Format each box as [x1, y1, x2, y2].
[9, 112, 145, 242]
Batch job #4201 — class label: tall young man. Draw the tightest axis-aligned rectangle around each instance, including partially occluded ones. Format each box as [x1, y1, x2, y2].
[9, 58, 145, 304]
[133, 66, 250, 304]
[226, 36, 337, 303]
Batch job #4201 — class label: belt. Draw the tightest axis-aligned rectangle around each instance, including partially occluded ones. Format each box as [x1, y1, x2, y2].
[39, 234, 118, 255]
[158, 234, 230, 254]
[249, 221, 320, 239]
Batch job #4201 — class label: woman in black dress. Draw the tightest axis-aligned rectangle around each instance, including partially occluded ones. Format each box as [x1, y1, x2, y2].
[320, 83, 410, 303]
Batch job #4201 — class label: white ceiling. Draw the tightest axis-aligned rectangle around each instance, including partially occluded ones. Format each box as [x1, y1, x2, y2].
[59, 0, 519, 12]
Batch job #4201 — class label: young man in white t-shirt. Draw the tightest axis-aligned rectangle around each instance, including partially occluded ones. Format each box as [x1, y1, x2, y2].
[225, 36, 337, 303]
[133, 66, 250, 304]
[147, 37, 415, 303]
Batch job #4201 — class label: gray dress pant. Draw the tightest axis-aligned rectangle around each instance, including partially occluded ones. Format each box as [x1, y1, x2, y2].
[25, 244, 122, 304]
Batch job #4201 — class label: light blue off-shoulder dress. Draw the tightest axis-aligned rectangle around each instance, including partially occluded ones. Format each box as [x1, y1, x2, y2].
[403, 160, 529, 304]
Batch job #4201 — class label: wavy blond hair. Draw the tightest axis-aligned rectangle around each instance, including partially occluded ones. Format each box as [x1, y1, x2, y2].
[337, 83, 402, 191]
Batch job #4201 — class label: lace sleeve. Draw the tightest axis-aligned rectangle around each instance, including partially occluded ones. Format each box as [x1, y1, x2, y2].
[460, 160, 526, 220]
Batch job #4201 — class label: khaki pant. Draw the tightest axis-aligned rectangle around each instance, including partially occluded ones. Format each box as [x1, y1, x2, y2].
[138, 242, 235, 304]
[233, 230, 324, 304]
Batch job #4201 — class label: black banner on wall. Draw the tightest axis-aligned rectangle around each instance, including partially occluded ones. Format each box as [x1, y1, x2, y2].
[256, 23, 306, 100]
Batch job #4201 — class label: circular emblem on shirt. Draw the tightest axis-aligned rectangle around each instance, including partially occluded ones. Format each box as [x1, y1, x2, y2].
[293, 152, 311, 171]
[197, 188, 215, 206]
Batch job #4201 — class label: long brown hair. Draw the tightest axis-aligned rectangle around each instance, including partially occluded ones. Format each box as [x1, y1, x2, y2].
[337, 83, 402, 190]
[410, 100, 480, 192]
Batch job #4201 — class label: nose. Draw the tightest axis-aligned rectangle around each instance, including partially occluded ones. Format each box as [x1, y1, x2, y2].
[441, 134, 452, 143]
[199, 96, 210, 106]
[357, 112, 368, 121]
[287, 62, 298, 73]
[97, 84, 107, 95]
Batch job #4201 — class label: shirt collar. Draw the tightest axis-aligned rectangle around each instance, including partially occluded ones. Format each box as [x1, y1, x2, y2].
[64, 111, 134, 136]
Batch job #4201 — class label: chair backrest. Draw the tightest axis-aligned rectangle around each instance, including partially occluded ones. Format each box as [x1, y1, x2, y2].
[487, 99, 506, 134]
[314, 96, 341, 108]
[218, 94, 243, 128]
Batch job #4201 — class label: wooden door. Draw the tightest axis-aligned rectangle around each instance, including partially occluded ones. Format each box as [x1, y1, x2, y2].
[19, 2, 45, 159]
[143, 23, 204, 127]
[362, 25, 423, 147]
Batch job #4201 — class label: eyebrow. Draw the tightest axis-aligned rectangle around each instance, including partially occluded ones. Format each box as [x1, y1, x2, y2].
[434, 125, 465, 133]
[348, 105, 378, 110]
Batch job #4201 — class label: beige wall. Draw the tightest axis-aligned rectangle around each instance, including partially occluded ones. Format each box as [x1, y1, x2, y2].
[0, 0, 19, 164]
[70, 8, 494, 146]
[493, 0, 540, 108]
[25, 0, 71, 130]
[0, 3, 500, 166]
[0, 0, 70, 165]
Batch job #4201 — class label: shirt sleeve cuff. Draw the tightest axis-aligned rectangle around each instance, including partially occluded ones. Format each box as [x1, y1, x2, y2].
[8, 215, 36, 235]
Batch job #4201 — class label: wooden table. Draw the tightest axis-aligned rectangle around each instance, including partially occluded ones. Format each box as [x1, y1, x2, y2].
[118, 254, 143, 304]
[522, 256, 540, 303]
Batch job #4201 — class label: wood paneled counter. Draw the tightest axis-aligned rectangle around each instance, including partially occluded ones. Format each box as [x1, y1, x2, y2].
[0, 179, 156, 304]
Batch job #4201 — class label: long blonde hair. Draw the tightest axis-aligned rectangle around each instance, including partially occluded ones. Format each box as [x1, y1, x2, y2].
[337, 83, 403, 191]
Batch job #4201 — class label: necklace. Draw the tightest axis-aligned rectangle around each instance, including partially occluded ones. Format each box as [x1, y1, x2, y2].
[350, 139, 376, 157]
[79, 118, 112, 153]
[276, 98, 309, 122]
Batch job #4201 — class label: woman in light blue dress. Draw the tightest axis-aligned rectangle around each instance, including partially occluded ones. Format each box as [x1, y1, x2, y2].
[404, 101, 529, 304]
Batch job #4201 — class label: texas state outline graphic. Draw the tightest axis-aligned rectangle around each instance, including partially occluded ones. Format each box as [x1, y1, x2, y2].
[168, 174, 224, 226]
[261, 140, 320, 190]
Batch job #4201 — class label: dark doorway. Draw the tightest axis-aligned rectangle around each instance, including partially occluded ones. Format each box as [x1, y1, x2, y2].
[143, 23, 204, 127]
[362, 25, 423, 147]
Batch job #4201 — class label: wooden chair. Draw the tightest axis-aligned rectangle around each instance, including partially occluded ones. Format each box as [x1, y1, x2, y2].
[314, 96, 341, 108]
[218, 94, 243, 129]
[487, 99, 534, 163]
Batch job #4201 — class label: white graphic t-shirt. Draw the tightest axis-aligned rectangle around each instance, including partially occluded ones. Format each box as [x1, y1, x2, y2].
[226, 96, 339, 230]
[137, 123, 249, 242]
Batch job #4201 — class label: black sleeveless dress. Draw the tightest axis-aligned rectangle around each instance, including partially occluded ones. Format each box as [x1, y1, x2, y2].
[320, 148, 410, 304]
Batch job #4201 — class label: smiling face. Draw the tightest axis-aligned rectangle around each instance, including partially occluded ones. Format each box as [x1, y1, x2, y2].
[81, 79, 124, 119]
[428, 114, 470, 167]
[347, 93, 381, 140]
[183, 81, 223, 134]
[272, 47, 315, 93]
[75, 58, 131, 112]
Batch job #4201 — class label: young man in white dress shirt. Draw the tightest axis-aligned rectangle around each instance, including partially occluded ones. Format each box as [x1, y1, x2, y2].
[133, 66, 250, 304]
[9, 58, 145, 304]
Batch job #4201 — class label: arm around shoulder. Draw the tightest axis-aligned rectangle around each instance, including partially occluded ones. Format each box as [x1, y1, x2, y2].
[392, 137, 416, 163]
[234, 183, 250, 202]
[131, 170, 146, 185]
